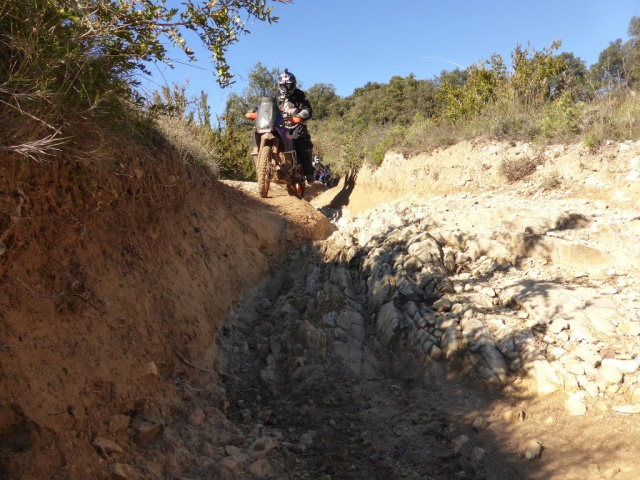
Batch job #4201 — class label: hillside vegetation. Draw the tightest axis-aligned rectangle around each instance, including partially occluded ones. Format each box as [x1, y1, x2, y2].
[2, 2, 638, 179]
[199, 18, 640, 179]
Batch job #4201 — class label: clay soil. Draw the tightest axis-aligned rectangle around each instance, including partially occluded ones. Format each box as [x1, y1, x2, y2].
[0, 137, 639, 479]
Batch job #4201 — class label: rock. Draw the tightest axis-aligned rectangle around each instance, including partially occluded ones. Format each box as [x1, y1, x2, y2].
[502, 409, 526, 423]
[469, 447, 485, 464]
[452, 435, 469, 454]
[433, 298, 453, 312]
[299, 432, 314, 447]
[430, 346, 443, 360]
[111, 463, 139, 480]
[612, 404, 640, 414]
[131, 417, 164, 445]
[619, 322, 640, 336]
[165, 453, 180, 476]
[564, 392, 587, 416]
[108, 414, 130, 435]
[548, 318, 569, 334]
[601, 358, 639, 374]
[247, 437, 278, 460]
[202, 442, 215, 457]
[472, 416, 489, 431]
[217, 456, 244, 477]
[188, 408, 205, 427]
[376, 302, 409, 347]
[92, 437, 124, 456]
[626, 170, 639, 181]
[562, 358, 585, 376]
[248, 459, 274, 478]
[140, 361, 158, 377]
[526, 359, 562, 396]
[523, 439, 543, 460]
[225, 445, 242, 456]
[596, 364, 624, 388]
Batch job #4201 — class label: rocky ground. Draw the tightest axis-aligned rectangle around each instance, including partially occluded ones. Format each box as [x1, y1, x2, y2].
[185, 140, 640, 480]
[191, 192, 640, 480]
[1, 138, 640, 479]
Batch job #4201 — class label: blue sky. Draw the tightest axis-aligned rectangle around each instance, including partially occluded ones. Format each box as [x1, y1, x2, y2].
[140, 0, 638, 118]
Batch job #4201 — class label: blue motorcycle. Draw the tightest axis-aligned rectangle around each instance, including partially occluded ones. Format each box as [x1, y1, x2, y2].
[246, 97, 305, 198]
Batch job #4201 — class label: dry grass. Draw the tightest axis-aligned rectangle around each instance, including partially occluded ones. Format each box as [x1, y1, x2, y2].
[154, 116, 220, 176]
[499, 155, 542, 182]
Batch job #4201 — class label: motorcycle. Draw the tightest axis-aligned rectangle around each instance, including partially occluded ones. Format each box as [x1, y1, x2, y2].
[245, 96, 306, 199]
[313, 161, 333, 188]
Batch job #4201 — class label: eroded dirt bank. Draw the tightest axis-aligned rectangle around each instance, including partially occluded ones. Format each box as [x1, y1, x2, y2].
[1, 138, 640, 479]
[0, 152, 332, 478]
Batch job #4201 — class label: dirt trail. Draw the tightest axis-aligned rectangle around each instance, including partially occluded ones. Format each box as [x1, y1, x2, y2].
[1, 138, 640, 479]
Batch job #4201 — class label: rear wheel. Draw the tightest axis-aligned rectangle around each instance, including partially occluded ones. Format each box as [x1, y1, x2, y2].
[257, 147, 271, 198]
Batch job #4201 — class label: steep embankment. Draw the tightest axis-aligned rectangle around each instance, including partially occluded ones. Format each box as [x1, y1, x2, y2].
[0, 151, 332, 478]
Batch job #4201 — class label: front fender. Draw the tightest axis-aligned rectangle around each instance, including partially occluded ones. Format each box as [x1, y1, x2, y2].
[259, 132, 276, 150]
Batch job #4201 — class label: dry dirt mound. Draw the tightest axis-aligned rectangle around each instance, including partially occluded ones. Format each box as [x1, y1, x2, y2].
[312, 138, 640, 217]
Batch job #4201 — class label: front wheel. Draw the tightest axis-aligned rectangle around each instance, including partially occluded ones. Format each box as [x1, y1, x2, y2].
[257, 147, 271, 198]
[286, 181, 305, 199]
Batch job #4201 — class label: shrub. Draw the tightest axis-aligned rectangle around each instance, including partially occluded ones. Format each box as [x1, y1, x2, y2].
[583, 132, 601, 153]
[155, 116, 219, 175]
[541, 93, 583, 139]
[540, 171, 563, 190]
[499, 155, 542, 182]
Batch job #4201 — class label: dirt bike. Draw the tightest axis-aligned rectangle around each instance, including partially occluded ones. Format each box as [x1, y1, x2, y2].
[245, 97, 306, 199]
[313, 162, 334, 188]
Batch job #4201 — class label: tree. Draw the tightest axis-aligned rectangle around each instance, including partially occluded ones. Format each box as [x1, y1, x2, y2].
[589, 17, 640, 91]
[306, 83, 340, 120]
[590, 39, 626, 89]
[625, 16, 640, 88]
[245, 62, 281, 103]
[1, 0, 290, 102]
[0, 0, 291, 159]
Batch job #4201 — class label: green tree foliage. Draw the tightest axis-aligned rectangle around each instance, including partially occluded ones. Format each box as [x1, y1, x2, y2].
[0, 0, 288, 159]
[590, 16, 640, 90]
[590, 39, 626, 89]
[152, 83, 193, 120]
[338, 75, 439, 127]
[437, 55, 506, 123]
[509, 41, 582, 105]
[169, 16, 640, 179]
[306, 83, 340, 120]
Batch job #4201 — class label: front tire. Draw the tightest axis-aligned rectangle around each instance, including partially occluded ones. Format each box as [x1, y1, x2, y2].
[257, 147, 271, 198]
[286, 181, 305, 199]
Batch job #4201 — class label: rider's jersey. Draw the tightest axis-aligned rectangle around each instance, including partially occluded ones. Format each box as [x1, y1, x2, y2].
[277, 88, 312, 140]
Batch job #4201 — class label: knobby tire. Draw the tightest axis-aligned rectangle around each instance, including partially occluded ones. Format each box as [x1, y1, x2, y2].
[257, 147, 270, 198]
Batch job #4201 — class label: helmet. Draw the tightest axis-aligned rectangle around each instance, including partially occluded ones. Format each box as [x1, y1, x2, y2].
[313, 156, 321, 165]
[278, 68, 297, 96]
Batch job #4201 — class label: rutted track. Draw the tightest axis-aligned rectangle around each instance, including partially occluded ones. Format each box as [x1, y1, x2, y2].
[179, 194, 640, 480]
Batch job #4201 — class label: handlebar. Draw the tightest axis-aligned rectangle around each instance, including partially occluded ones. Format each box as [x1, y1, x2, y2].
[245, 111, 302, 124]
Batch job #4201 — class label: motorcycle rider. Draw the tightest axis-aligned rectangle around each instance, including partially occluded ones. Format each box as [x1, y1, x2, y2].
[313, 155, 331, 186]
[277, 69, 315, 183]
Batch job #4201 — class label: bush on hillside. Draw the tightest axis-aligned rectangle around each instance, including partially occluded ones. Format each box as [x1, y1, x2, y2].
[0, 0, 285, 160]
[499, 155, 543, 182]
